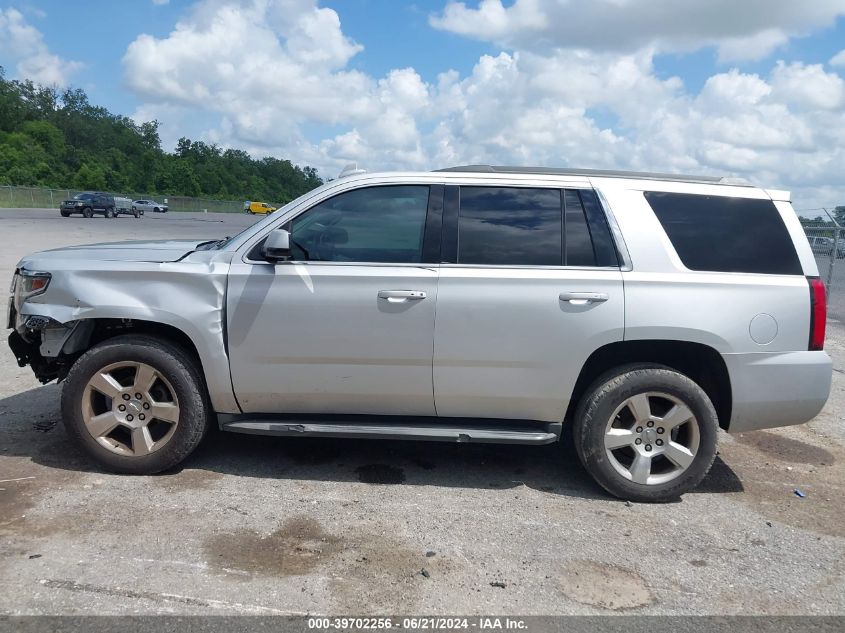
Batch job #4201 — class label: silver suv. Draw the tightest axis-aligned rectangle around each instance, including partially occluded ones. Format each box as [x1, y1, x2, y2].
[7, 166, 832, 502]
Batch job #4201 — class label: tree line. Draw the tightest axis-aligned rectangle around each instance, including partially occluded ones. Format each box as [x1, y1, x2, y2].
[0, 68, 323, 203]
[800, 208, 845, 226]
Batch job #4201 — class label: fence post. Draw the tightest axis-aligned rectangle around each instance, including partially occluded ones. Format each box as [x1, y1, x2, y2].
[823, 209, 840, 299]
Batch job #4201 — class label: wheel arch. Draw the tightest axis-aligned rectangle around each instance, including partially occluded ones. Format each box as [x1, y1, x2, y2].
[566, 340, 732, 430]
[54, 316, 239, 414]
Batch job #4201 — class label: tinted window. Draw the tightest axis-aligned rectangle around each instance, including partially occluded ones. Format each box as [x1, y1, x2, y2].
[563, 190, 595, 266]
[645, 192, 801, 275]
[457, 187, 561, 266]
[580, 189, 619, 267]
[290, 185, 429, 263]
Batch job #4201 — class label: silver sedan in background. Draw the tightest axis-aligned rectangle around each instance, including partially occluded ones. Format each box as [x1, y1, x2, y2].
[132, 199, 169, 214]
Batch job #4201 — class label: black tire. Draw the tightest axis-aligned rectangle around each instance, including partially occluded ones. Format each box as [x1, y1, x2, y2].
[133, 208, 140, 218]
[572, 364, 718, 503]
[105, 207, 115, 218]
[153, 207, 159, 213]
[60, 210, 70, 217]
[82, 207, 93, 218]
[61, 335, 210, 474]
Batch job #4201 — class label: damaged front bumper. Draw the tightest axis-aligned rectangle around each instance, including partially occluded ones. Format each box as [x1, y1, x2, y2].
[7, 300, 92, 384]
[8, 328, 61, 383]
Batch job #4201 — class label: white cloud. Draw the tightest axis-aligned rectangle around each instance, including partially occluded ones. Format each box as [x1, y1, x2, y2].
[0, 8, 82, 87]
[716, 29, 790, 63]
[430, 0, 845, 62]
[770, 61, 845, 110]
[153, 0, 170, 5]
[831, 49, 845, 67]
[124, 0, 845, 209]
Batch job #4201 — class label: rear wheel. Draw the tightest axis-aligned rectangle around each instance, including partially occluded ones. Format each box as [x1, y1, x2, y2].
[61, 335, 209, 474]
[133, 208, 140, 218]
[82, 207, 93, 218]
[573, 365, 718, 503]
[105, 207, 115, 218]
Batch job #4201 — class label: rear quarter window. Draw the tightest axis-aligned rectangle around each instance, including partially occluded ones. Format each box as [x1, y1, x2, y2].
[644, 191, 802, 275]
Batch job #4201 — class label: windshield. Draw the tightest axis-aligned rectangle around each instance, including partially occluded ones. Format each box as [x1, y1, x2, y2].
[73, 193, 94, 201]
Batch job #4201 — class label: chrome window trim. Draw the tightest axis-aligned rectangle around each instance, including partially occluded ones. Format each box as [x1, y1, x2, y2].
[240, 258, 619, 272]
[236, 175, 631, 269]
[439, 263, 621, 272]
[234, 173, 594, 263]
[240, 258, 438, 269]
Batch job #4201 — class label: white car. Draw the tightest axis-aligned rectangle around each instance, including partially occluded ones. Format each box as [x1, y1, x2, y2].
[132, 199, 169, 214]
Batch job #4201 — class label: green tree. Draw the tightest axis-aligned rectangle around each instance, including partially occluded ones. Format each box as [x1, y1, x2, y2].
[0, 66, 323, 202]
[74, 163, 107, 190]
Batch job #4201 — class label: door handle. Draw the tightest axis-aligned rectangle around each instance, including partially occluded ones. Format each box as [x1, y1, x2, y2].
[378, 290, 427, 303]
[559, 291, 609, 304]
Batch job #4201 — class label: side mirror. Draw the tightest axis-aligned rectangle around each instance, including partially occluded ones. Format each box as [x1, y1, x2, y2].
[263, 228, 292, 262]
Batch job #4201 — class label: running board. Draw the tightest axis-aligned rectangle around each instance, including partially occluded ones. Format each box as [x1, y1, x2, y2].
[220, 416, 561, 445]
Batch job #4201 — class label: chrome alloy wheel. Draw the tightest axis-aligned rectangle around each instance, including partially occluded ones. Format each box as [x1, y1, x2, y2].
[604, 392, 700, 485]
[81, 361, 180, 456]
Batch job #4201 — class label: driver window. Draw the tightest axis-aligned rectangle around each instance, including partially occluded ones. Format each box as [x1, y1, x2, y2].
[289, 185, 429, 263]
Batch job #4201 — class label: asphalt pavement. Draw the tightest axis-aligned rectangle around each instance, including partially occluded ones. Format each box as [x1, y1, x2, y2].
[0, 208, 843, 616]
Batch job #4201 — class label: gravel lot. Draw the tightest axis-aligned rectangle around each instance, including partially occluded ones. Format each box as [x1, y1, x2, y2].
[0, 208, 843, 616]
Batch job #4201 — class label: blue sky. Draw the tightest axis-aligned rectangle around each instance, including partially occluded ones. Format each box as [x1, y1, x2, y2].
[7, 0, 499, 121]
[9, 1, 844, 118]
[1, 1, 845, 210]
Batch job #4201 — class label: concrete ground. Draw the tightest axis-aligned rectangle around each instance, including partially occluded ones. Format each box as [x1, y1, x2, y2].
[0, 208, 843, 615]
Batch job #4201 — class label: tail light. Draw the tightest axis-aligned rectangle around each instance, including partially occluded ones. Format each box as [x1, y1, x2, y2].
[808, 277, 826, 351]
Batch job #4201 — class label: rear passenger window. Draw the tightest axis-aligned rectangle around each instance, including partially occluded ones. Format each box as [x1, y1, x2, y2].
[645, 192, 802, 275]
[457, 187, 561, 266]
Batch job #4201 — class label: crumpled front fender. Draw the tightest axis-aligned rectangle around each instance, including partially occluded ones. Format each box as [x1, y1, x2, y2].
[17, 256, 240, 414]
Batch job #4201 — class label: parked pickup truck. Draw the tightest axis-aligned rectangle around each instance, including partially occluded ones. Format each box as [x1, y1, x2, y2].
[10, 166, 832, 501]
[60, 192, 136, 218]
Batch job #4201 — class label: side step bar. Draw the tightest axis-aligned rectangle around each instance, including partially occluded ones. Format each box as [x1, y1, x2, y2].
[220, 416, 561, 445]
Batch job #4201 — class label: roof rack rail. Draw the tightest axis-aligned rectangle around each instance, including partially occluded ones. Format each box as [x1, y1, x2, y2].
[435, 165, 746, 185]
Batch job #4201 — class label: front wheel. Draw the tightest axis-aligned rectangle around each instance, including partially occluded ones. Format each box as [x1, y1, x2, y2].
[82, 207, 93, 218]
[61, 335, 210, 474]
[573, 365, 718, 503]
[133, 208, 140, 218]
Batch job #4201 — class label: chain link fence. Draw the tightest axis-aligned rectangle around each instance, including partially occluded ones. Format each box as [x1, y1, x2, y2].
[0, 184, 248, 213]
[800, 209, 844, 321]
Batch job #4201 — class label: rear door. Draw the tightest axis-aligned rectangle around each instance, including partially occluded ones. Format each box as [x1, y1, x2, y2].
[433, 184, 625, 422]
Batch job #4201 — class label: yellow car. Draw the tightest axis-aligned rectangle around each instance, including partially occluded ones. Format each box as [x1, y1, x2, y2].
[245, 201, 277, 215]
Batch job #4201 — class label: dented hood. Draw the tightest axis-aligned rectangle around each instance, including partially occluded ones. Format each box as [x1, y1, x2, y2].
[34, 239, 210, 263]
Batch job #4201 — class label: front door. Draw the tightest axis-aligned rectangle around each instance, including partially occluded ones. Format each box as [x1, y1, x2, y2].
[227, 184, 439, 416]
